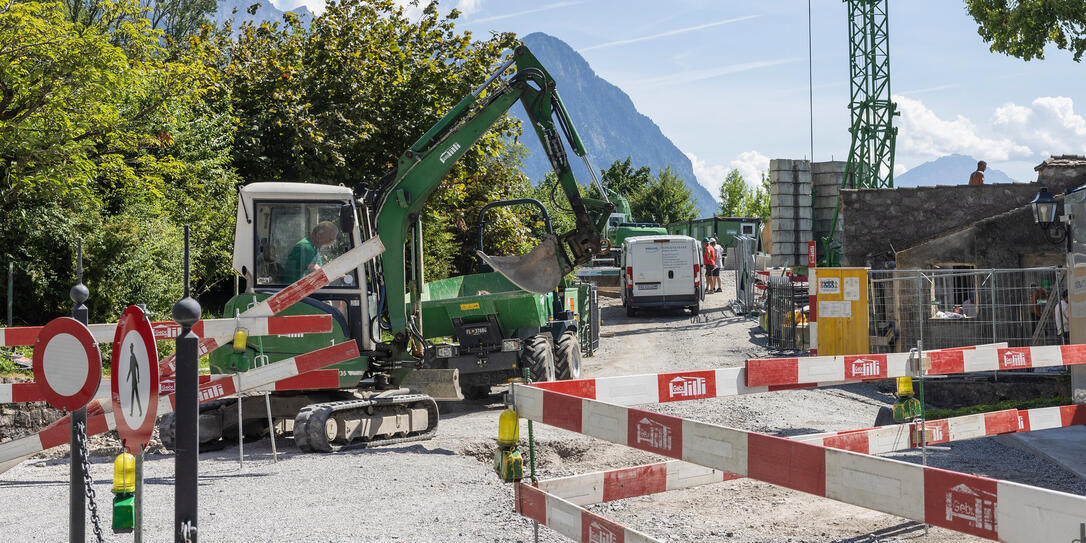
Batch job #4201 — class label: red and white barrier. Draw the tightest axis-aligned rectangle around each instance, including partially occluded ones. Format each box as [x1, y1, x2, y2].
[537, 460, 739, 507]
[0, 314, 333, 347]
[512, 385, 1086, 542]
[0, 315, 334, 405]
[0, 342, 359, 467]
[743, 343, 1078, 389]
[529, 343, 1010, 407]
[516, 482, 661, 543]
[537, 404, 1086, 508]
[0, 237, 383, 473]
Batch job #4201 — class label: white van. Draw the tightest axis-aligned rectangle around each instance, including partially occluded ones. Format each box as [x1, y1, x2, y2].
[620, 235, 705, 316]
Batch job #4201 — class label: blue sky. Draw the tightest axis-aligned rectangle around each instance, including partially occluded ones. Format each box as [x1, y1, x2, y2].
[275, 0, 1086, 197]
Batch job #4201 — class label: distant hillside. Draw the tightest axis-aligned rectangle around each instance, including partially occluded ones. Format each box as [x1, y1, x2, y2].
[895, 154, 1018, 187]
[215, 0, 311, 29]
[515, 33, 717, 216]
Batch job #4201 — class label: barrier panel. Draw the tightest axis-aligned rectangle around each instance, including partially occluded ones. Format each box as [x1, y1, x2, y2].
[511, 384, 1086, 542]
[515, 482, 661, 543]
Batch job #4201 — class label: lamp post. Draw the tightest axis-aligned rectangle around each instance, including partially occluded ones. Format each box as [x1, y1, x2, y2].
[1033, 185, 1086, 405]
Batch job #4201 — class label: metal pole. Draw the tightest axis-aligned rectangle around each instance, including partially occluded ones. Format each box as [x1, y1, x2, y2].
[237, 380, 243, 468]
[6, 261, 12, 326]
[134, 451, 143, 543]
[990, 272, 997, 344]
[173, 226, 201, 543]
[264, 392, 278, 463]
[70, 237, 89, 543]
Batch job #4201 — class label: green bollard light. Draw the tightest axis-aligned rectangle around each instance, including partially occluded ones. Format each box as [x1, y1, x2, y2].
[112, 452, 136, 533]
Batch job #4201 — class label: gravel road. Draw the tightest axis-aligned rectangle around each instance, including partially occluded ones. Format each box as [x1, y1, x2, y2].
[2, 273, 1084, 542]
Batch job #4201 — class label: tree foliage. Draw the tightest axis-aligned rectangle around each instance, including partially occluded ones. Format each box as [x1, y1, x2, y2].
[0, 0, 237, 325]
[718, 169, 769, 220]
[967, 0, 1086, 61]
[632, 166, 697, 225]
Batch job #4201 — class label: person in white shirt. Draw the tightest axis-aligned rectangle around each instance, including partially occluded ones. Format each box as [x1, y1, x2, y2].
[711, 238, 724, 293]
[1056, 290, 1070, 344]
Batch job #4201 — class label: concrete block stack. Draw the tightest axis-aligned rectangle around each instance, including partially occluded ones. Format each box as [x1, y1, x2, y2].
[812, 161, 846, 260]
[769, 159, 812, 267]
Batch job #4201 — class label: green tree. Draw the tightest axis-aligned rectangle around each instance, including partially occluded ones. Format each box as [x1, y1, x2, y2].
[718, 169, 749, 217]
[589, 157, 652, 199]
[631, 166, 696, 225]
[967, 0, 1086, 61]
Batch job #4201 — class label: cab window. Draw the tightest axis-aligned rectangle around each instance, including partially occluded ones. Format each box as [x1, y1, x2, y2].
[253, 201, 357, 288]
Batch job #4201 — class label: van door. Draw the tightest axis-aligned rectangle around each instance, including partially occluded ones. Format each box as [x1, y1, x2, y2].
[630, 240, 664, 301]
[661, 239, 695, 300]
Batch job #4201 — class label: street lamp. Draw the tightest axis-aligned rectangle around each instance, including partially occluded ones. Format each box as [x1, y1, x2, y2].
[1031, 187, 1067, 245]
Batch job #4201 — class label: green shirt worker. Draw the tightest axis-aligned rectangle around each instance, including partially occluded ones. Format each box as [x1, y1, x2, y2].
[285, 221, 339, 282]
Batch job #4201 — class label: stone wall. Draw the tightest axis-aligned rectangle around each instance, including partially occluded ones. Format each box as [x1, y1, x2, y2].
[0, 377, 65, 443]
[769, 159, 811, 267]
[896, 205, 1065, 269]
[841, 178, 1085, 267]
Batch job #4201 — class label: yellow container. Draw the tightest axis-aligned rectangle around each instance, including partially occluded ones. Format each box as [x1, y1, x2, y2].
[232, 328, 248, 352]
[113, 453, 136, 493]
[497, 409, 519, 447]
[895, 376, 914, 397]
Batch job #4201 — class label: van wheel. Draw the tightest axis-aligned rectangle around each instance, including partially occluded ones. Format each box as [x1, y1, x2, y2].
[522, 333, 556, 382]
[626, 303, 636, 318]
[689, 303, 700, 316]
[554, 331, 582, 380]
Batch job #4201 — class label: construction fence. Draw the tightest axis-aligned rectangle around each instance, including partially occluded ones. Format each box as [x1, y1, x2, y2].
[868, 267, 1066, 353]
[766, 275, 809, 351]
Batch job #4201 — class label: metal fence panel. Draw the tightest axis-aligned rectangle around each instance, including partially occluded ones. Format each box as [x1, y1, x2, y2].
[767, 276, 809, 351]
[868, 267, 1066, 353]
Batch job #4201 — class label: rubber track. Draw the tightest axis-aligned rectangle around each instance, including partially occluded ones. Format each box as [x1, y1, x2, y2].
[293, 394, 440, 453]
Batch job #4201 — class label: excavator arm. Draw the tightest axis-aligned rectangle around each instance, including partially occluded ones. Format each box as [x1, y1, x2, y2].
[370, 45, 613, 362]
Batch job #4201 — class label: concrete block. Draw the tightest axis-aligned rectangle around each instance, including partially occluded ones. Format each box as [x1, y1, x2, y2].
[773, 206, 813, 220]
[771, 218, 796, 231]
[770, 193, 797, 207]
[811, 160, 847, 175]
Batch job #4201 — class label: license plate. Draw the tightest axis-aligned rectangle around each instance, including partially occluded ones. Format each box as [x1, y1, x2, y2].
[638, 283, 659, 290]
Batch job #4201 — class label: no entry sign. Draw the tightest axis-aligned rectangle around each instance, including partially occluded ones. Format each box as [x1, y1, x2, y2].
[111, 306, 159, 453]
[32, 317, 102, 411]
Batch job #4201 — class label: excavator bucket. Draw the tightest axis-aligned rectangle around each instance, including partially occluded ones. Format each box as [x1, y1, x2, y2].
[477, 235, 566, 294]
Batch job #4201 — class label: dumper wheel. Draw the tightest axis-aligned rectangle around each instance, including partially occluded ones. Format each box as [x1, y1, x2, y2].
[523, 334, 556, 382]
[555, 331, 582, 380]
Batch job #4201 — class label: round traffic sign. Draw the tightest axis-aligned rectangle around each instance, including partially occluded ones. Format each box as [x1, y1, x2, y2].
[32, 317, 102, 411]
[111, 305, 159, 453]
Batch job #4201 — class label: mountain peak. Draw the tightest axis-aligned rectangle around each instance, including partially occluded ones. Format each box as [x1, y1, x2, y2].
[895, 154, 1018, 187]
[515, 33, 718, 216]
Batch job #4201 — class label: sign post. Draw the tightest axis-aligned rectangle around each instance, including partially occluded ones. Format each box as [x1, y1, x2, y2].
[173, 226, 201, 543]
[32, 237, 101, 543]
[111, 305, 159, 541]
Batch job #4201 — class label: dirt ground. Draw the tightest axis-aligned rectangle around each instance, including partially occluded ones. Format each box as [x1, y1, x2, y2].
[1, 273, 1084, 542]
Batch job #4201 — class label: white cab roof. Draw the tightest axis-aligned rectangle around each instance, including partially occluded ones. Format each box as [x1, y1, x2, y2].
[240, 182, 354, 201]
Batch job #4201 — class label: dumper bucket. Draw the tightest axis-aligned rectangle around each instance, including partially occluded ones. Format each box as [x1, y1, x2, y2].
[477, 234, 565, 294]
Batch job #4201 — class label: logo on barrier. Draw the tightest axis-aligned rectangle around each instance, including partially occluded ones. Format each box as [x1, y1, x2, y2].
[844, 355, 886, 379]
[1000, 349, 1030, 369]
[636, 417, 672, 451]
[588, 522, 618, 543]
[1071, 522, 1085, 543]
[1017, 412, 1031, 432]
[668, 376, 706, 399]
[657, 370, 715, 402]
[929, 424, 946, 442]
[945, 483, 997, 532]
[152, 322, 181, 340]
[199, 383, 224, 402]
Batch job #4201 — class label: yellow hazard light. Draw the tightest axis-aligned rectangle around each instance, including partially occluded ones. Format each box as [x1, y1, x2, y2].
[497, 408, 519, 447]
[895, 376, 914, 397]
[232, 327, 248, 352]
[112, 452, 136, 493]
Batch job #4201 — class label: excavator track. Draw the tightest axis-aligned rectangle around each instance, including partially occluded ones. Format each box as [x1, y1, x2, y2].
[293, 394, 439, 453]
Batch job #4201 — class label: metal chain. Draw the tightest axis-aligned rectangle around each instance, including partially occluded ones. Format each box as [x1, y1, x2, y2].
[75, 420, 105, 543]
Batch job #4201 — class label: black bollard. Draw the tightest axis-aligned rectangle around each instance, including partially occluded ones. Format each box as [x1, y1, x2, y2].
[172, 226, 201, 542]
[70, 238, 89, 543]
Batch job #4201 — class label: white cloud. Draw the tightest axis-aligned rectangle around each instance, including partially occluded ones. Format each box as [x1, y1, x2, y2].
[579, 15, 759, 52]
[895, 95, 1086, 167]
[729, 151, 770, 188]
[686, 150, 768, 202]
[456, 0, 484, 15]
[894, 95, 1032, 161]
[992, 96, 1086, 157]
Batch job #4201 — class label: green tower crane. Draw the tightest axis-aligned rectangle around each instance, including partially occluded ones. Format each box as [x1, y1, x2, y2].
[822, 0, 899, 266]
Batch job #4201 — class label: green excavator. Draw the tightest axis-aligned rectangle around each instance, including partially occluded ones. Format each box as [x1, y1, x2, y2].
[156, 44, 614, 453]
